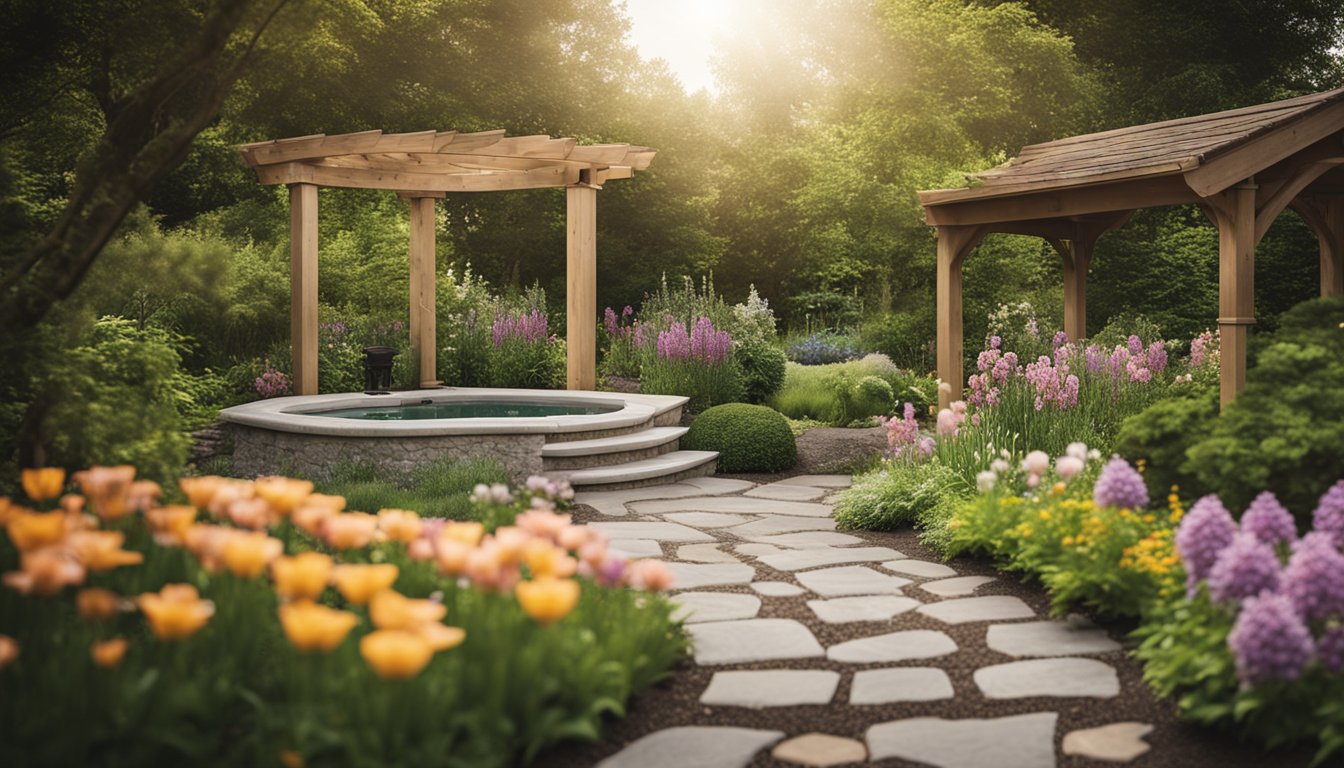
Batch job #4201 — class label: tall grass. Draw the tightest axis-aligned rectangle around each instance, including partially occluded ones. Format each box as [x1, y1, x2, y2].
[314, 457, 508, 520]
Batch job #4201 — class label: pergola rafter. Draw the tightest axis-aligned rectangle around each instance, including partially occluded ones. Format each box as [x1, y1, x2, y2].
[920, 86, 1344, 409]
[238, 128, 656, 395]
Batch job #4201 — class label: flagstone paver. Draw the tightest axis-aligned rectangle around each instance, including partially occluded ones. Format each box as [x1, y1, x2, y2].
[588, 521, 714, 542]
[575, 483, 708, 516]
[663, 512, 753, 528]
[776, 475, 853, 488]
[666, 562, 756, 590]
[681, 477, 757, 494]
[1062, 722, 1154, 762]
[676, 543, 742, 563]
[727, 516, 838, 537]
[744, 484, 828, 501]
[735, 543, 783, 556]
[687, 618, 826, 665]
[882, 559, 958, 578]
[917, 595, 1036, 624]
[770, 733, 867, 766]
[866, 712, 1059, 768]
[827, 629, 958, 663]
[974, 658, 1121, 699]
[608, 539, 663, 558]
[756, 546, 905, 572]
[986, 621, 1123, 657]
[595, 726, 784, 768]
[850, 667, 955, 704]
[745, 531, 866, 548]
[807, 595, 920, 624]
[920, 575, 998, 596]
[751, 580, 807, 597]
[671, 592, 761, 623]
[699, 670, 840, 708]
[795, 565, 912, 596]
[632, 497, 833, 517]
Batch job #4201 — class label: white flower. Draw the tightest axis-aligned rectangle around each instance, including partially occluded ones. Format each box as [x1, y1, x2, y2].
[1088, 448, 1102, 460]
[1055, 456, 1085, 480]
[976, 471, 998, 493]
[1066, 442, 1088, 460]
[1021, 450, 1050, 476]
[991, 459, 1010, 473]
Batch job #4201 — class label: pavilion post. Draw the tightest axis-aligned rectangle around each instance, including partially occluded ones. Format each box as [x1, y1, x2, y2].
[408, 196, 439, 387]
[566, 183, 598, 390]
[1059, 238, 1095, 342]
[289, 183, 319, 396]
[1321, 196, 1344, 297]
[936, 225, 985, 409]
[1212, 181, 1258, 407]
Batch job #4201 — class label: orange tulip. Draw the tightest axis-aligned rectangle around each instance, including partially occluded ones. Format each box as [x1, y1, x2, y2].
[557, 524, 594, 552]
[465, 543, 519, 591]
[4, 547, 86, 596]
[278, 601, 359, 653]
[626, 559, 675, 592]
[254, 477, 314, 516]
[434, 538, 471, 575]
[515, 509, 571, 542]
[179, 475, 227, 509]
[184, 524, 233, 572]
[515, 577, 581, 625]
[68, 530, 144, 572]
[5, 511, 68, 551]
[126, 480, 162, 514]
[138, 584, 214, 641]
[292, 504, 335, 536]
[359, 629, 434, 680]
[205, 480, 254, 519]
[21, 467, 65, 502]
[369, 589, 446, 630]
[414, 622, 466, 652]
[331, 564, 399, 605]
[271, 552, 332, 601]
[91, 637, 129, 668]
[304, 493, 347, 512]
[58, 494, 85, 516]
[280, 750, 305, 768]
[491, 526, 529, 564]
[323, 512, 378, 549]
[78, 588, 125, 621]
[220, 531, 283, 578]
[146, 505, 197, 545]
[0, 634, 17, 669]
[523, 540, 577, 579]
[74, 465, 136, 520]
[440, 521, 485, 547]
[227, 498, 273, 530]
[377, 509, 422, 543]
[0, 497, 14, 525]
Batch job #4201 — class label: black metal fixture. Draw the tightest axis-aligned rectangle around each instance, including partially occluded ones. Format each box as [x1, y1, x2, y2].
[362, 346, 396, 394]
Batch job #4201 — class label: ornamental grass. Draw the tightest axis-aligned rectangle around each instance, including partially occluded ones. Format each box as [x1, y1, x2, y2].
[0, 465, 685, 767]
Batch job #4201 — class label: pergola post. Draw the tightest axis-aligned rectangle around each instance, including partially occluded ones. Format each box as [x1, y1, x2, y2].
[1056, 238, 1095, 342]
[1210, 181, 1258, 407]
[566, 183, 598, 390]
[289, 183, 319, 396]
[1295, 195, 1344, 297]
[408, 196, 439, 387]
[936, 225, 986, 409]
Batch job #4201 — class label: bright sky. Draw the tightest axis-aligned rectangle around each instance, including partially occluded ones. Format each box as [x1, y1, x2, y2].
[622, 0, 770, 95]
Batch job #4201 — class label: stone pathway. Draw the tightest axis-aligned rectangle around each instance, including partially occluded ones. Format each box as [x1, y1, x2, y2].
[570, 476, 1163, 768]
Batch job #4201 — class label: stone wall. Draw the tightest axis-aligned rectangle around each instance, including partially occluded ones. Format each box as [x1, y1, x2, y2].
[227, 424, 545, 484]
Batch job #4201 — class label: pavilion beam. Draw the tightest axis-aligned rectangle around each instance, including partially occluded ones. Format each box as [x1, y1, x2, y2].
[1207, 181, 1258, 408]
[408, 196, 439, 387]
[1293, 195, 1344, 297]
[289, 183, 319, 396]
[566, 183, 598, 391]
[936, 225, 988, 409]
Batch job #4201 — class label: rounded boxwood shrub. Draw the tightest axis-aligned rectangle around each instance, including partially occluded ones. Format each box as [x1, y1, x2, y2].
[685, 403, 797, 473]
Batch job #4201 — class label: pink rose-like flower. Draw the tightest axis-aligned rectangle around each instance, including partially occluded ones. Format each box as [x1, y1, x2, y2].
[1055, 455, 1084, 481]
[626, 559, 674, 591]
[1021, 450, 1050, 477]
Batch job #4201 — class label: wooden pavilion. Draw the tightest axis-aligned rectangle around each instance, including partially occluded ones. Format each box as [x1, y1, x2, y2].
[237, 130, 655, 395]
[919, 86, 1344, 409]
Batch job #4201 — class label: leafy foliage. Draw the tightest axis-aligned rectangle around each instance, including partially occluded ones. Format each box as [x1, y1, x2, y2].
[834, 461, 964, 531]
[684, 403, 797, 473]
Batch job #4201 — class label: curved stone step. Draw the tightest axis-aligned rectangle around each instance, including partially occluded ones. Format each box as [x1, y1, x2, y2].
[543, 426, 688, 457]
[549, 450, 718, 489]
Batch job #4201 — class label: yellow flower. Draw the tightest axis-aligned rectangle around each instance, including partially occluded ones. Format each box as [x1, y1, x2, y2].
[78, 587, 125, 621]
[21, 467, 65, 502]
[4, 548, 85, 596]
[6, 511, 68, 552]
[1050, 482, 1066, 496]
[179, 475, 228, 510]
[323, 512, 378, 550]
[523, 540, 578, 579]
[332, 564, 399, 605]
[278, 601, 359, 653]
[220, 531, 283, 579]
[138, 584, 215, 641]
[414, 622, 466, 651]
[280, 751, 305, 768]
[1039, 510, 1051, 521]
[377, 509, 422, 543]
[73, 465, 137, 521]
[272, 552, 333, 601]
[67, 531, 144, 572]
[146, 505, 198, 545]
[91, 637, 129, 668]
[369, 589, 447, 630]
[515, 577, 581, 625]
[360, 629, 434, 680]
[253, 477, 314, 516]
[0, 634, 17, 669]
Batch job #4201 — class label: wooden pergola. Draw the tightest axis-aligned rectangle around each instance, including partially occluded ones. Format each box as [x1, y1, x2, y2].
[237, 129, 655, 395]
[919, 86, 1344, 409]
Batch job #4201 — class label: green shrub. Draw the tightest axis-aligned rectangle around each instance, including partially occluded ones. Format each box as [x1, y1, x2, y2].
[733, 341, 787, 404]
[1115, 384, 1219, 499]
[684, 403, 796, 473]
[860, 310, 934, 372]
[770, 354, 919, 426]
[834, 461, 964, 531]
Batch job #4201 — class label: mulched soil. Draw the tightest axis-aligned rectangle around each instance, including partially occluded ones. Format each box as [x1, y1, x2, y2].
[534, 427, 1316, 768]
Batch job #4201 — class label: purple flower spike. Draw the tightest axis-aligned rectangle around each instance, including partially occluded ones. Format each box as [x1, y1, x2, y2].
[1207, 532, 1281, 603]
[1240, 491, 1298, 546]
[1175, 495, 1238, 594]
[1313, 480, 1344, 548]
[1282, 532, 1344, 623]
[1317, 624, 1344, 673]
[1227, 592, 1314, 686]
[1093, 457, 1149, 511]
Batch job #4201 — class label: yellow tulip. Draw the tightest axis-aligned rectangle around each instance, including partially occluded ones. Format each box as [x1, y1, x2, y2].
[414, 622, 466, 652]
[0, 634, 17, 669]
[146, 505, 198, 544]
[138, 584, 214, 641]
[515, 577, 581, 625]
[4, 548, 86, 596]
[78, 587, 124, 621]
[434, 538, 471, 575]
[5, 511, 68, 551]
[21, 467, 65, 502]
[271, 552, 333, 601]
[360, 629, 434, 680]
[523, 540, 577, 579]
[91, 637, 129, 668]
[369, 589, 446, 630]
[331, 564, 399, 605]
[377, 509, 422, 543]
[220, 531, 283, 579]
[179, 475, 227, 509]
[67, 530, 144, 572]
[322, 512, 378, 549]
[278, 601, 359, 653]
[440, 521, 485, 547]
[254, 476, 314, 516]
[73, 465, 136, 521]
